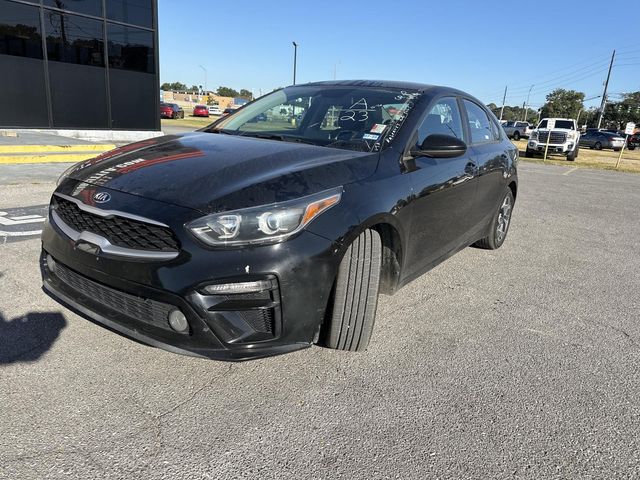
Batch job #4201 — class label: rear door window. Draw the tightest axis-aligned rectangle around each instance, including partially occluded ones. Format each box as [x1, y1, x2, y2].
[463, 100, 498, 144]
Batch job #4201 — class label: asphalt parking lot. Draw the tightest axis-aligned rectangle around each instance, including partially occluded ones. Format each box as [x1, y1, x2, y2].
[1, 161, 639, 479]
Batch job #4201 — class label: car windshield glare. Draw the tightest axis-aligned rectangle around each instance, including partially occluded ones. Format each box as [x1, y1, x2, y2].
[538, 120, 575, 130]
[207, 86, 421, 152]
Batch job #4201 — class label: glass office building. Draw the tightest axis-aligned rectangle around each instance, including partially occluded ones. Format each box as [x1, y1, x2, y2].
[0, 0, 159, 131]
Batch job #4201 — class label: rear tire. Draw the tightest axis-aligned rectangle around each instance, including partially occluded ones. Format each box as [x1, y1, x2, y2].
[595, 141, 602, 150]
[474, 188, 514, 250]
[323, 229, 382, 352]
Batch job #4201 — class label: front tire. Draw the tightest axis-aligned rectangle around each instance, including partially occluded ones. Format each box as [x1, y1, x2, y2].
[595, 141, 602, 150]
[567, 145, 578, 161]
[474, 188, 514, 250]
[525, 148, 534, 158]
[323, 229, 382, 352]
[513, 131, 521, 141]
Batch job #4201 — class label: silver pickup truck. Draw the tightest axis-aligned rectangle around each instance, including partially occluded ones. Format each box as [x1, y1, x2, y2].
[502, 121, 533, 140]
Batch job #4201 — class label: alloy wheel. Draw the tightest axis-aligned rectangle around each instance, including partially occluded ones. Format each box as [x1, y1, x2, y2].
[496, 195, 512, 242]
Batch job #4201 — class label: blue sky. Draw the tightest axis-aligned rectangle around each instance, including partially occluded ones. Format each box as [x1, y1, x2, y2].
[158, 0, 640, 110]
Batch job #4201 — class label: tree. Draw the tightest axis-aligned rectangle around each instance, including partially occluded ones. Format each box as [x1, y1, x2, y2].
[239, 89, 253, 100]
[487, 104, 537, 122]
[602, 91, 640, 128]
[540, 89, 584, 120]
[216, 86, 239, 97]
[160, 82, 187, 91]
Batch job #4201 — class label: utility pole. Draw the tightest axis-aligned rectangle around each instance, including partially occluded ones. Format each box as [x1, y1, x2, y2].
[198, 65, 207, 93]
[499, 85, 507, 121]
[292, 42, 298, 85]
[597, 50, 615, 129]
[524, 84, 534, 123]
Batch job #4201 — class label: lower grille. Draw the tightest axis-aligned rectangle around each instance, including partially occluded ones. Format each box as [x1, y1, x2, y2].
[49, 257, 175, 332]
[538, 131, 567, 144]
[241, 309, 274, 334]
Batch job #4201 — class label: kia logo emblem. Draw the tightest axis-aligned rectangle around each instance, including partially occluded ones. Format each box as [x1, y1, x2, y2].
[93, 192, 111, 203]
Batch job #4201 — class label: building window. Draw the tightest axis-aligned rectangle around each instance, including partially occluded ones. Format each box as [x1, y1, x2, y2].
[106, 0, 153, 28]
[107, 23, 153, 73]
[45, 11, 104, 66]
[43, 0, 103, 17]
[0, 0, 43, 59]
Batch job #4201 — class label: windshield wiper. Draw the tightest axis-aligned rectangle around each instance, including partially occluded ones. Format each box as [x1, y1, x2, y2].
[210, 129, 237, 135]
[240, 132, 285, 141]
[239, 132, 318, 146]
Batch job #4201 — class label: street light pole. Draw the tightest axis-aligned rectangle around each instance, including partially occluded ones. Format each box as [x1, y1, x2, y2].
[499, 85, 507, 121]
[524, 84, 534, 122]
[292, 42, 298, 85]
[198, 65, 207, 93]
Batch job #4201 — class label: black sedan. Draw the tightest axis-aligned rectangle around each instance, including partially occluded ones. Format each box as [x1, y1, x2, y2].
[41, 80, 518, 361]
[579, 130, 626, 151]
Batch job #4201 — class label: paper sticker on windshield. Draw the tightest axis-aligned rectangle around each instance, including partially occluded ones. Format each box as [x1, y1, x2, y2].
[370, 124, 387, 134]
[363, 133, 380, 140]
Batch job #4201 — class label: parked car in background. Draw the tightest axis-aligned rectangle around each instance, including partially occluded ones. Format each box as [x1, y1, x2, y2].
[222, 107, 235, 116]
[579, 130, 626, 151]
[43, 80, 518, 361]
[502, 121, 532, 140]
[627, 133, 639, 150]
[193, 105, 209, 117]
[526, 118, 580, 161]
[208, 105, 223, 116]
[160, 103, 184, 119]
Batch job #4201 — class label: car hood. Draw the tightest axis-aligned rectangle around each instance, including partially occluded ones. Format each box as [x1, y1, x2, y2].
[65, 133, 378, 213]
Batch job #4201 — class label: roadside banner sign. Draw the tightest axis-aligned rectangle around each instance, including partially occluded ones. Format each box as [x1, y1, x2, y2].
[546, 119, 556, 129]
[625, 122, 635, 135]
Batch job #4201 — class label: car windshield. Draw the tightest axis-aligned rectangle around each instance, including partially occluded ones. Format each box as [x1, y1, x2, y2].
[207, 85, 421, 152]
[538, 120, 575, 130]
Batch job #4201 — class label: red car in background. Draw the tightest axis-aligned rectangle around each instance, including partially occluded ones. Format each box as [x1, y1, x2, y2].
[193, 105, 209, 117]
[160, 103, 184, 119]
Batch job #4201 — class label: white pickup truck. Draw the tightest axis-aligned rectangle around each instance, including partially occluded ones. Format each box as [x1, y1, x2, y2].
[502, 121, 533, 140]
[526, 118, 580, 161]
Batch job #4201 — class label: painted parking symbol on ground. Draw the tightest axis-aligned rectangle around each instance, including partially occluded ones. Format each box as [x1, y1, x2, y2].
[0, 205, 48, 244]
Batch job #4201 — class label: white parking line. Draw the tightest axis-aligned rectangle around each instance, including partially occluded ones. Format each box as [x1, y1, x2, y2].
[0, 212, 46, 226]
[0, 229, 43, 236]
[563, 167, 578, 175]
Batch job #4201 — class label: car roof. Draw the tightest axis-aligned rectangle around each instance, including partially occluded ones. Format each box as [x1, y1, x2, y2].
[301, 79, 438, 92]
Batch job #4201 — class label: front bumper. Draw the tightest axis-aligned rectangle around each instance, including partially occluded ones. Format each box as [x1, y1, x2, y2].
[528, 140, 575, 154]
[40, 185, 341, 361]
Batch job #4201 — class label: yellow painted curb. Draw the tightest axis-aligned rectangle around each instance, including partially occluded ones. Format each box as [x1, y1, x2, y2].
[0, 153, 98, 164]
[0, 143, 115, 154]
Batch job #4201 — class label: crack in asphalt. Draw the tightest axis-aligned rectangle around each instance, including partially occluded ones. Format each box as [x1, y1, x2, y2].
[1, 365, 238, 472]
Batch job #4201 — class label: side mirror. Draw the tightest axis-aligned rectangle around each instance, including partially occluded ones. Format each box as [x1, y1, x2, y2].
[411, 134, 467, 158]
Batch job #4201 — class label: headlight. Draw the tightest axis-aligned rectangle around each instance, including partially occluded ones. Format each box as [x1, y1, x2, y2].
[531, 131, 538, 140]
[566, 131, 576, 140]
[187, 187, 342, 247]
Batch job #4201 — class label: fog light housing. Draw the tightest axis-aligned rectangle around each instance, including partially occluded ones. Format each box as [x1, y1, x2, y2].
[168, 309, 188, 332]
[46, 254, 56, 273]
[202, 280, 272, 295]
